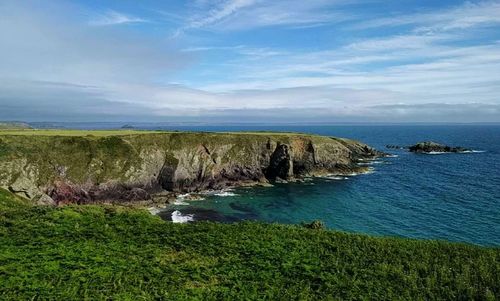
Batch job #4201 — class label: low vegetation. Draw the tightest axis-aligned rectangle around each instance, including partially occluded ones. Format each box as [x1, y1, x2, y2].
[0, 189, 498, 300]
[0, 122, 31, 130]
[0, 129, 313, 137]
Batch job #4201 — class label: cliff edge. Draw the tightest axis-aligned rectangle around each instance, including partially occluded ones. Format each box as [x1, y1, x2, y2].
[0, 131, 381, 205]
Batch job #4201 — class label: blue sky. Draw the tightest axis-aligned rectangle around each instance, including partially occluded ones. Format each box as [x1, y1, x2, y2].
[1, 0, 499, 122]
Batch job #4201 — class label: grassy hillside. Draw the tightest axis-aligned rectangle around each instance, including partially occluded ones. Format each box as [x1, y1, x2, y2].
[0, 122, 31, 130]
[0, 129, 313, 137]
[0, 189, 498, 300]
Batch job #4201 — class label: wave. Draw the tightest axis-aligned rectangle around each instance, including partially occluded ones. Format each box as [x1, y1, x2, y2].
[358, 158, 378, 162]
[424, 151, 447, 155]
[324, 176, 349, 180]
[171, 210, 194, 223]
[174, 193, 206, 204]
[345, 167, 375, 176]
[173, 199, 189, 206]
[460, 150, 486, 153]
[148, 207, 161, 215]
[173, 193, 190, 205]
[424, 150, 485, 155]
[214, 191, 238, 197]
[385, 154, 399, 158]
[202, 188, 239, 197]
[357, 160, 384, 166]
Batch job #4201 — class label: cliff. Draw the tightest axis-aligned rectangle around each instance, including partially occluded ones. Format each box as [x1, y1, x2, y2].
[0, 130, 381, 205]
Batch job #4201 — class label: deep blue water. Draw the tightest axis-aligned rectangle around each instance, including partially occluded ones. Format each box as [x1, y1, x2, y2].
[160, 125, 500, 246]
[35, 123, 500, 246]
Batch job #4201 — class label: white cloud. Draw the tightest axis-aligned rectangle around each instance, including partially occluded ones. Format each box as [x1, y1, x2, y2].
[351, 0, 500, 33]
[186, 0, 257, 29]
[178, 0, 352, 32]
[346, 34, 453, 51]
[0, 0, 499, 123]
[89, 10, 148, 26]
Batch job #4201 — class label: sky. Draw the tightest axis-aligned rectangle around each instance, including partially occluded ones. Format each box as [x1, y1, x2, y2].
[0, 0, 500, 123]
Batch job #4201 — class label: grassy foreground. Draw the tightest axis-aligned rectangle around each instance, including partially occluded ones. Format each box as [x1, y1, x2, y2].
[0, 189, 498, 300]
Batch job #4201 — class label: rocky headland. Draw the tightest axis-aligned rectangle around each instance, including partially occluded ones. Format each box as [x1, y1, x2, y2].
[0, 131, 383, 206]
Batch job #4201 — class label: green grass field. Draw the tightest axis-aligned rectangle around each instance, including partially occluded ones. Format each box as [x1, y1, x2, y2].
[0, 129, 316, 137]
[0, 189, 498, 300]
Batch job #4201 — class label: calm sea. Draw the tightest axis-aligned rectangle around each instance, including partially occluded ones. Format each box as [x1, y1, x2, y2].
[37, 123, 500, 246]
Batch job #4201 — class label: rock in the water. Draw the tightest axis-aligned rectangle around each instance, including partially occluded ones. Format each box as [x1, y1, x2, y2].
[408, 141, 470, 153]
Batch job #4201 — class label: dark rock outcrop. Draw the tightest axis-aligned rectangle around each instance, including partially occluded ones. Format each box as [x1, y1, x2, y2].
[265, 143, 293, 180]
[408, 141, 470, 153]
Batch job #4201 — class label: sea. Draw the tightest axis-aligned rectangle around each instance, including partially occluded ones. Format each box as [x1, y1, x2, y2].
[34, 123, 500, 246]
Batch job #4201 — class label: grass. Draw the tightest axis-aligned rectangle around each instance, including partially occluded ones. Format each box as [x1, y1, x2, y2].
[0, 130, 350, 189]
[0, 189, 498, 300]
[0, 122, 31, 130]
[0, 129, 318, 137]
[0, 129, 160, 136]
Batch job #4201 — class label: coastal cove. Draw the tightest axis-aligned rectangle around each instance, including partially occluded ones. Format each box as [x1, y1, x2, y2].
[145, 124, 499, 246]
[1, 124, 499, 246]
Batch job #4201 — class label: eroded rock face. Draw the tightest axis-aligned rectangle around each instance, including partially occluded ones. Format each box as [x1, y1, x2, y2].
[0, 132, 382, 205]
[265, 143, 293, 180]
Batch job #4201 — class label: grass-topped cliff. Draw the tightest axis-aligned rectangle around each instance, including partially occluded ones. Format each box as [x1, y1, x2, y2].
[0, 188, 498, 300]
[0, 129, 379, 206]
[0, 122, 31, 130]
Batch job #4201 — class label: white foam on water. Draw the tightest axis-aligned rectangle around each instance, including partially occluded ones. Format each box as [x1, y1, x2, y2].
[173, 193, 191, 205]
[385, 154, 399, 158]
[173, 199, 189, 205]
[171, 210, 194, 223]
[326, 176, 349, 180]
[460, 150, 486, 153]
[357, 158, 374, 162]
[423, 150, 485, 155]
[345, 167, 375, 176]
[424, 151, 447, 155]
[214, 191, 238, 197]
[202, 188, 238, 197]
[358, 160, 384, 166]
[148, 207, 161, 215]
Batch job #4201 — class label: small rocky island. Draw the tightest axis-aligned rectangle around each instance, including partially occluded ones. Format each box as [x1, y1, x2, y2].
[409, 141, 471, 153]
[387, 141, 471, 154]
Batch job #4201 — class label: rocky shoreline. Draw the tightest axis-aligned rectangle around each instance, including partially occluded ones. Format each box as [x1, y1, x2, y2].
[0, 131, 384, 206]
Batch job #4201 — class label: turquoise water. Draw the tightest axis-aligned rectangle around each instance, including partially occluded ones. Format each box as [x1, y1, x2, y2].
[158, 125, 500, 246]
[34, 123, 500, 245]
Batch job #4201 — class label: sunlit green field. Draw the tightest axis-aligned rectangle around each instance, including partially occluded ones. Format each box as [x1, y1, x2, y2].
[0, 129, 311, 137]
[0, 129, 161, 136]
[0, 189, 498, 300]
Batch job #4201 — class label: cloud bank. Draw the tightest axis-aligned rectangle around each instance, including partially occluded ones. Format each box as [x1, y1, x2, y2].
[0, 0, 499, 123]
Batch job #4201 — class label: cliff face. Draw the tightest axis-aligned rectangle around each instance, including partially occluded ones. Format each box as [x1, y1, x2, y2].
[0, 132, 381, 205]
